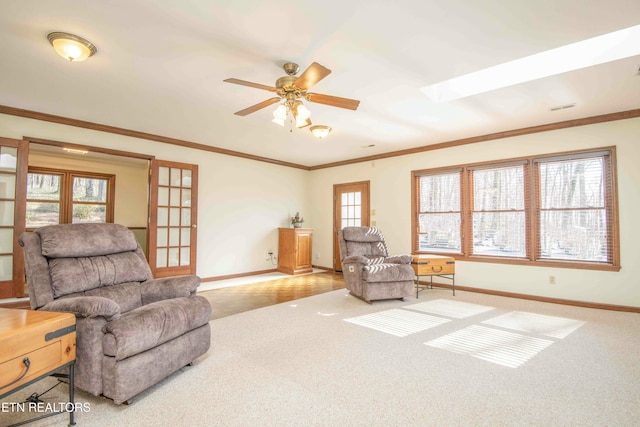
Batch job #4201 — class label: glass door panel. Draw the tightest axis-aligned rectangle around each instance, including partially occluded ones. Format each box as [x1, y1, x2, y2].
[333, 181, 370, 272]
[148, 160, 198, 277]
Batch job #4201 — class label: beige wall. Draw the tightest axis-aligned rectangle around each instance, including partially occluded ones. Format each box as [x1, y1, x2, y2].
[2, 113, 639, 307]
[0, 113, 310, 279]
[309, 117, 640, 307]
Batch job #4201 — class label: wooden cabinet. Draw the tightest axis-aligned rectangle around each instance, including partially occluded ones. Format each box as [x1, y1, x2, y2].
[277, 228, 313, 275]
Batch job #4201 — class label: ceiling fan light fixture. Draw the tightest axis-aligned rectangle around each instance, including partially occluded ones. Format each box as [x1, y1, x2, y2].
[273, 104, 288, 120]
[310, 125, 331, 139]
[296, 103, 311, 120]
[47, 32, 97, 62]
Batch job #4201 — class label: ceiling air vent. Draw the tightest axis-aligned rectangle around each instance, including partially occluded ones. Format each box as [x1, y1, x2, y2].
[550, 103, 576, 112]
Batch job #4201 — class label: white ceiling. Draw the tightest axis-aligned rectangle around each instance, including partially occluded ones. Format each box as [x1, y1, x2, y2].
[1, 0, 639, 167]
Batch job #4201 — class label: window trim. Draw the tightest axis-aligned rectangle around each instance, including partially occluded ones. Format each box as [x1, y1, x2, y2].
[411, 146, 620, 272]
[26, 166, 115, 229]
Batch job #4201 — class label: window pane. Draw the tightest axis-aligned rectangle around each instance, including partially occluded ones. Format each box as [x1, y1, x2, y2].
[169, 228, 179, 246]
[180, 227, 190, 246]
[0, 201, 15, 226]
[182, 170, 192, 188]
[168, 248, 179, 266]
[182, 189, 191, 207]
[0, 228, 13, 253]
[473, 167, 524, 211]
[0, 174, 16, 198]
[419, 174, 460, 212]
[540, 158, 604, 209]
[0, 147, 17, 172]
[418, 213, 461, 252]
[156, 248, 167, 268]
[158, 167, 169, 186]
[539, 156, 609, 262]
[158, 187, 169, 206]
[0, 255, 12, 280]
[157, 227, 168, 247]
[26, 202, 59, 228]
[472, 166, 525, 257]
[73, 177, 107, 202]
[539, 209, 607, 261]
[27, 174, 61, 200]
[180, 247, 190, 266]
[473, 212, 526, 257]
[170, 188, 181, 207]
[72, 204, 106, 223]
[158, 207, 169, 226]
[418, 172, 461, 252]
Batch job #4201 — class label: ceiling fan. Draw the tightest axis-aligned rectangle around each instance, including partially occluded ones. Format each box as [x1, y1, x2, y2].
[224, 62, 360, 130]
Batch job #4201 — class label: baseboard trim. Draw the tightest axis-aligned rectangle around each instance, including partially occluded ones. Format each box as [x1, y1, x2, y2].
[201, 269, 278, 282]
[425, 281, 640, 313]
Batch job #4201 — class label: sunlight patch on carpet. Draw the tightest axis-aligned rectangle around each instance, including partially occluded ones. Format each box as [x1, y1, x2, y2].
[344, 309, 450, 337]
[403, 299, 494, 319]
[481, 311, 586, 339]
[425, 325, 554, 368]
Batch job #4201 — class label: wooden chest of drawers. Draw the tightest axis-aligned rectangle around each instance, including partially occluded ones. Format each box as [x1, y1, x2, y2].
[411, 254, 455, 275]
[0, 308, 76, 396]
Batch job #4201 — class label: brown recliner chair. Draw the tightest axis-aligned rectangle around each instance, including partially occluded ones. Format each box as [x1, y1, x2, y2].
[337, 226, 415, 303]
[19, 223, 211, 404]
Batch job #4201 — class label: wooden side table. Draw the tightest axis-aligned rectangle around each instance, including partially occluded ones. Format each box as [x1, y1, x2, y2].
[0, 308, 77, 426]
[411, 254, 456, 297]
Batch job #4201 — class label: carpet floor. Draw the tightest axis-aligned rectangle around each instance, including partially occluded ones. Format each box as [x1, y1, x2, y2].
[2, 288, 639, 426]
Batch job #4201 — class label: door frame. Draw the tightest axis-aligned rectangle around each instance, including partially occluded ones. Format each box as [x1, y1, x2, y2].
[333, 180, 370, 272]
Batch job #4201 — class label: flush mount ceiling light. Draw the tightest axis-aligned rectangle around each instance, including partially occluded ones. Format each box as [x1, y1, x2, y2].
[309, 125, 331, 139]
[47, 32, 97, 62]
[421, 24, 640, 103]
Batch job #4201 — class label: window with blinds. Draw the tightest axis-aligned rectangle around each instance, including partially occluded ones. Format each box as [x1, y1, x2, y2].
[471, 164, 527, 258]
[411, 147, 619, 271]
[415, 170, 462, 253]
[536, 153, 611, 263]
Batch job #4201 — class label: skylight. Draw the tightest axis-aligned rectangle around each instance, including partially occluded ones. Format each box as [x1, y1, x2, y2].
[421, 24, 640, 103]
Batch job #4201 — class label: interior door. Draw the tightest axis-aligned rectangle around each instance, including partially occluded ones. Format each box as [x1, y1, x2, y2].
[148, 160, 198, 278]
[333, 181, 370, 272]
[0, 138, 27, 298]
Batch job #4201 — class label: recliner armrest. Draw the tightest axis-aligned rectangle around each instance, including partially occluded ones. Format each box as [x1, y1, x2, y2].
[342, 255, 368, 265]
[384, 254, 412, 264]
[141, 275, 201, 305]
[40, 296, 121, 321]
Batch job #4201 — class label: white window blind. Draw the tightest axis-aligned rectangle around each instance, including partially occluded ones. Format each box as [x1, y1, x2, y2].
[471, 165, 526, 257]
[416, 171, 461, 253]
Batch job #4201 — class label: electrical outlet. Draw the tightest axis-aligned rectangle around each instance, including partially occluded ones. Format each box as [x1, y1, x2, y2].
[549, 275, 556, 285]
[266, 251, 273, 261]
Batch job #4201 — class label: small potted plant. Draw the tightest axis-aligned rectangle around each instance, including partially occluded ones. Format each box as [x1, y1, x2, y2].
[291, 212, 304, 228]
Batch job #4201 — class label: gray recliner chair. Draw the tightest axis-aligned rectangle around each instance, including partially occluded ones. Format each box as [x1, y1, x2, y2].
[19, 223, 211, 404]
[337, 226, 415, 303]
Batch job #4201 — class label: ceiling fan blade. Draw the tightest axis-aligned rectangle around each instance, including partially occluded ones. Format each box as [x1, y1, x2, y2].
[306, 93, 360, 110]
[234, 97, 281, 116]
[294, 62, 331, 90]
[224, 78, 277, 92]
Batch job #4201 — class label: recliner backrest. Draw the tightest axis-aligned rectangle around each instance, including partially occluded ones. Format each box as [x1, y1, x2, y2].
[339, 226, 389, 259]
[20, 223, 153, 308]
